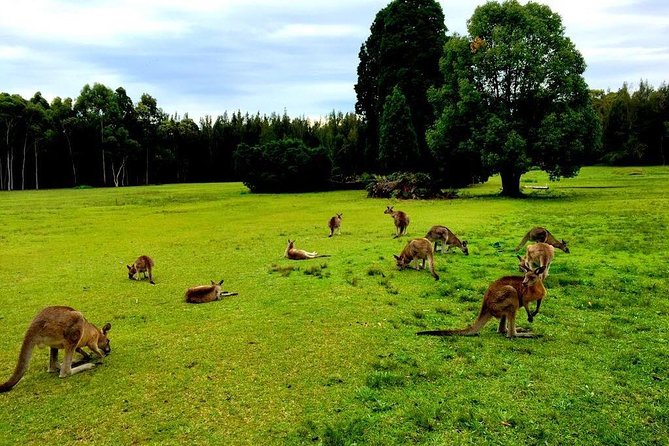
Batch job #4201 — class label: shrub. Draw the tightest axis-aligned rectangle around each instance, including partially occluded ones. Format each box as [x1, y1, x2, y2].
[234, 139, 332, 192]
[365, 172, 451, 199]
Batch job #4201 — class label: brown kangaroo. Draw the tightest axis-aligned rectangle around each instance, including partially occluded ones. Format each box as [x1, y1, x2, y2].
[384, 206, 410, 238]
[516, 227, 569, 253]
[520, 243, 554, 280]
[0, 306, 111, 392]
[425, 225, 469, 255]
[394, 237, 439, 280]
[127, 255, 155, 284]
[328, 213, 343, 237]
[284, 240, 330, 260]
[417, 263, 546, 338]
[185, 280, 238, 304]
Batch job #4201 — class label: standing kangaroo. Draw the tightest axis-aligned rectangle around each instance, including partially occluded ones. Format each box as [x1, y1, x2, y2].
[328, 213, 343, 237]
[417, 262, 546, 338]
[425, 225, 469, 255]
[127, 255, 155, 284]
[516, 227, 569, 253]
[394, 237, 439, 280]
[384, 206, 410, 238]
[520, 243, 554, 279]
[284, 240, 330, 260]
[185, 280, 237, 303]
[0, 306, 111, 392]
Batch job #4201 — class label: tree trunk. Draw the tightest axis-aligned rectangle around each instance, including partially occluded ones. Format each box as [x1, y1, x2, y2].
[21, 133, 27, 190]
[145, 145, 149, 185]
[34, 140, 39, 190]
[64, 129, 77, 185]
[500, 169, 522, 197]
[100, 117, 106, 185]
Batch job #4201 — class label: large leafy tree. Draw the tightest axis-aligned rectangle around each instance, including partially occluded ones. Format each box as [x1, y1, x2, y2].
[355, 0, 446, 169]
[429, 0, 601, 196]
[379, 86, 420, 172]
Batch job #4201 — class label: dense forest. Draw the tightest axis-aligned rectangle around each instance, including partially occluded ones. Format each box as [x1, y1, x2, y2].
[0, 80, 666, 192]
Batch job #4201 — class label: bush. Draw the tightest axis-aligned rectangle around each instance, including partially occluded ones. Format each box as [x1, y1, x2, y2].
[365, 172, 451, 199]
[234, 139, 332, 192]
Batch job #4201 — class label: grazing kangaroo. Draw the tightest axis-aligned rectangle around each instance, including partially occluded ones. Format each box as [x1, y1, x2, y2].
[127, 255, 155, 284]
[417, 263, 546, 338]
[384, 206, 410, 238]
[0, 306, 111, 392]
[185, 280, 238, 304]
[516, 227, 569, 253]
[328, 213, 343, 237]
[425, 225, 469, 255]
[394, 237, 439, 280]
[520, 243, 554, 279]
[284, 240, 330, 260]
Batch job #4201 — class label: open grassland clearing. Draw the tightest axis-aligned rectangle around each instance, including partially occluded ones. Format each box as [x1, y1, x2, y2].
[0, 166, 667, 445]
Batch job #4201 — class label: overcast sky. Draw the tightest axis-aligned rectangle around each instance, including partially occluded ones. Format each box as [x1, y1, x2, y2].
[1, 0, 668, 120]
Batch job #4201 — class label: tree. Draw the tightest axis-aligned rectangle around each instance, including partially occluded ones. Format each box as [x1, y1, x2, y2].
[430, 1, 601, 196]
[355, 0, 446, 169]
[379, 86, 420, 172]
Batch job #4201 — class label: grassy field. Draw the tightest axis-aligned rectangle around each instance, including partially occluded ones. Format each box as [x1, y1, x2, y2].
[0, 166, 667, 445]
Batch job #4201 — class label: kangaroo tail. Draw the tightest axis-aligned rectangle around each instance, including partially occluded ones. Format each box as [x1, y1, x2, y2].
[0, 335, 34, 393]
[417, 306, 492, 337]
[515, 233, 530, 252]
[316, 254, 331, 258]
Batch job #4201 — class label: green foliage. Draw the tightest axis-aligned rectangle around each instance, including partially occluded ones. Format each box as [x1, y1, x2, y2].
[0, 167, 668, 444]
[430, 1, 601, 196]
[379, 86, 420, 172]
[234, 138, 332, 192]
[356, 0, 446, 167]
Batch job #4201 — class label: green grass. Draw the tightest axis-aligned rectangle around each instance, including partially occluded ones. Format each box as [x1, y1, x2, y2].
[0, 166, 668, 445]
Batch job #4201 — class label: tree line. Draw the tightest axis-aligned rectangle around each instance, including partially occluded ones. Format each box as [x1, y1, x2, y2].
[1, 1, 667, 193]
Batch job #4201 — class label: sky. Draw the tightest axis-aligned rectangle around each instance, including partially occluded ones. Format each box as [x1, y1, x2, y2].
[1, 0, 668, 121]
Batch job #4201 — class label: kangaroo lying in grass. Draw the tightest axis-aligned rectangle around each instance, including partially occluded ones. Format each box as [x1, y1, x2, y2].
[417, 262, 546, 338]
[285, 240, 330, 260]
[0, 306, 111, 392]
[424, 225, 469, 255]
[127, 255, 155, 284]
[384, 206, 409, 238]
[394, 237, 439, 280]
[185, 280, 238, 304]
[328, 213, 343, 237]
[516, 227, 569, 253]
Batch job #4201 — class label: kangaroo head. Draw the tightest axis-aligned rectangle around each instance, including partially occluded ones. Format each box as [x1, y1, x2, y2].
[384, 206, 394, 214]
[287, 239, 295, 250]
[561, 240, 570, 253]
[394, 254, 410, 270]
[98, 323, 112, 355]
[337, 213, 343, 219]
[521, 266, 546, 287]
[461, 240, 469, 256]
[126, 264, 137, 279]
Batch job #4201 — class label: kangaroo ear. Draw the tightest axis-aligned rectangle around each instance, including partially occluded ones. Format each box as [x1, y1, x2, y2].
[517, 256, 530, 271]
[218, 279, 224, 285]
[126, 265, 131, 270]
[562, 239, 567, 245]
[535, 266, 546, 275]
[102, 323, 111, 334]
[393, 255, 400, 260]
[462, 241, 468, 246]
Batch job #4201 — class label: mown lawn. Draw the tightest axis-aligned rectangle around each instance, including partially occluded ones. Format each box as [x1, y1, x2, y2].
[0, 166, 667, 445]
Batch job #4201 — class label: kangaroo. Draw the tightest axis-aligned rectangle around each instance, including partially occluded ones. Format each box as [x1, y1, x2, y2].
[425, 225, 469, 255]
[127, 255, 155, 284]
[328, 213, 343, 237]
[0, 306, 111, 392]
[284, 240, 330, 260]
[394, 237, 439, 280]
[384, 206, 409, 238]
[417, 262, 546, 338]
[185, 280, 237, 304]
[520, 243, 554, 280]
[516, 227, 569, 253]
